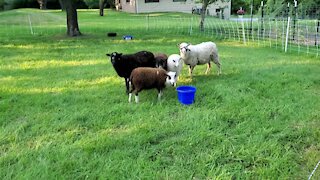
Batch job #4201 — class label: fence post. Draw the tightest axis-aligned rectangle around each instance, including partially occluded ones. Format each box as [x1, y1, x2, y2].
[218, 19, 223, 37]
[275, 19, 278, 49]
[231, 20, 236, 40]
[316, 20, 319, 56]
[292, 0, 297, 41]
[251, 19, 255, 42]
[250, 0, 254, 38]
[297, 18, 300, 54]
[257, 16, 260, 46]
[286, 2, 290, 18]
[28, 14, 34, 35]
[285, 17, 291, 52]
[246, 20, 250, 43]
[228, 20, 232, 39]
[213, 18, 219, 37]
[236, 18, 240, 42]
[241, 17, 246, 44]
[282, 18, 285, 50]
[146, 14, 149, 31]
[315, 20, 319, 46]
[260, 1, 264, 39]
[269, 18, 272, 47]
[306, 25, 309, 54]
[189, 16, 193, 35]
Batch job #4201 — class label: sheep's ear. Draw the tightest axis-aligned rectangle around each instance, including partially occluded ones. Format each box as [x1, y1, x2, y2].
[106, 53, 111, 57]
[166, 72, 176, 78]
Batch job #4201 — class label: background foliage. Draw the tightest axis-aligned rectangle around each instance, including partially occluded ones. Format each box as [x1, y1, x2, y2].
[1, 0, 319, 19]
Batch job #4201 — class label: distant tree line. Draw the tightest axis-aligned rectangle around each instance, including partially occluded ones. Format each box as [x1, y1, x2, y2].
[232, 0, 319, 19]
[0, 0, 114, 11]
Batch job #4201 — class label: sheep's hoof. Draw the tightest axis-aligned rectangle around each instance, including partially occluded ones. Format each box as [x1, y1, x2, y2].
[135, 96, 139, 103]
[128, 93, 132, 103]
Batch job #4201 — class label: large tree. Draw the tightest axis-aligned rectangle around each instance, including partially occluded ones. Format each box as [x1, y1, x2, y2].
[60, 0, 81, 36]
[99, 0, 106, 16]
[199, 0, 229, 31]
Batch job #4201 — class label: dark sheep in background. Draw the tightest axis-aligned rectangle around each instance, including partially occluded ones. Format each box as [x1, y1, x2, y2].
[154, 53, 168, 70]
[106, 51, 156, 93]
[128, 67, 177, 103]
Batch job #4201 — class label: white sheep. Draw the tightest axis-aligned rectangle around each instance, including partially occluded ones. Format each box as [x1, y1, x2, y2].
[128, 67, 177, 103]
[167, 54, 184, 86]
[179, 41, 221, 77]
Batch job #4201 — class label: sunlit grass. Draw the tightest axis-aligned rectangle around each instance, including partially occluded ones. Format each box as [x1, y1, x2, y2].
[0, 60, 104, 70]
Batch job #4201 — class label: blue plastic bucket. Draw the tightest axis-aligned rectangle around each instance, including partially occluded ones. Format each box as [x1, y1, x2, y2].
[123, 35, 133, 40]
[176, 86, 196, 105]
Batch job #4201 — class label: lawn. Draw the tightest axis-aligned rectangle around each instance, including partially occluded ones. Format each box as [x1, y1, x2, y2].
[0, 9, 320, 179]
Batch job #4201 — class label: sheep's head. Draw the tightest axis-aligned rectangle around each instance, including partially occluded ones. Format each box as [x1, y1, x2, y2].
[179, 43, 190, 59]
[155, 57, 168, 70]
[156, 59, 167, 70]
[166, 71, 177, 87]
[168, 54, 182, 67]
[106, 52, 122, 65]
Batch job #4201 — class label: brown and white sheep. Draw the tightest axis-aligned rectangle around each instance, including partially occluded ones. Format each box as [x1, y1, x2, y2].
[128, 67, 177, 103]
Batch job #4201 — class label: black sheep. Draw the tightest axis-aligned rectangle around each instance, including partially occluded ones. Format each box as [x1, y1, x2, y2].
[154, 53, 168, 70]
[106, 51, 156, 93]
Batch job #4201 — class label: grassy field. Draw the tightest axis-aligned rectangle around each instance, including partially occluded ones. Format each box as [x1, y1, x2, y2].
[0, 9, 320, 179]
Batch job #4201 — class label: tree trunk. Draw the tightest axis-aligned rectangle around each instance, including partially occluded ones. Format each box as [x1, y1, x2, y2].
[61, 0, 81, 36]
[200, 1, 208, 32]
[99, 0, 105, 16]
[59, 0, 65, 11]
[37, 0, 47, 10]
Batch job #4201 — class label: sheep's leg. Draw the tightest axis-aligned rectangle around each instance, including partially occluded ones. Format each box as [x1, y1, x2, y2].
[157, 89, 163, 101]
[132, 88, 142, 103]
[128, 82, 135, 103]
[128, 93, 132, 103]
[212, 53, 221, 75]
[128, 86, 133, 103]
[125, 78, 130, 94]
[135, 93, 139, 103]
[205, 62, 211, 74]
[189, 65, 195, 78]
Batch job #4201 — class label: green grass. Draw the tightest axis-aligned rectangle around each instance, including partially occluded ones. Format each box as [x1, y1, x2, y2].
[0, 9, 320, 179]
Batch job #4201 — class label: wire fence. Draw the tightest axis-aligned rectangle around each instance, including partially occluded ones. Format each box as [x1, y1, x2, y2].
[145, 14, 319, 56]
[0, 10, 319, 57]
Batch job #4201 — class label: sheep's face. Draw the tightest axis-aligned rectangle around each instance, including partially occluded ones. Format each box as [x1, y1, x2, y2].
[155, 58, 167, 70]
[166, 71, 177, 86]
[106, 52, 122, 65]
[172, 56, 182, 67]
[179, 43, 190, 59]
